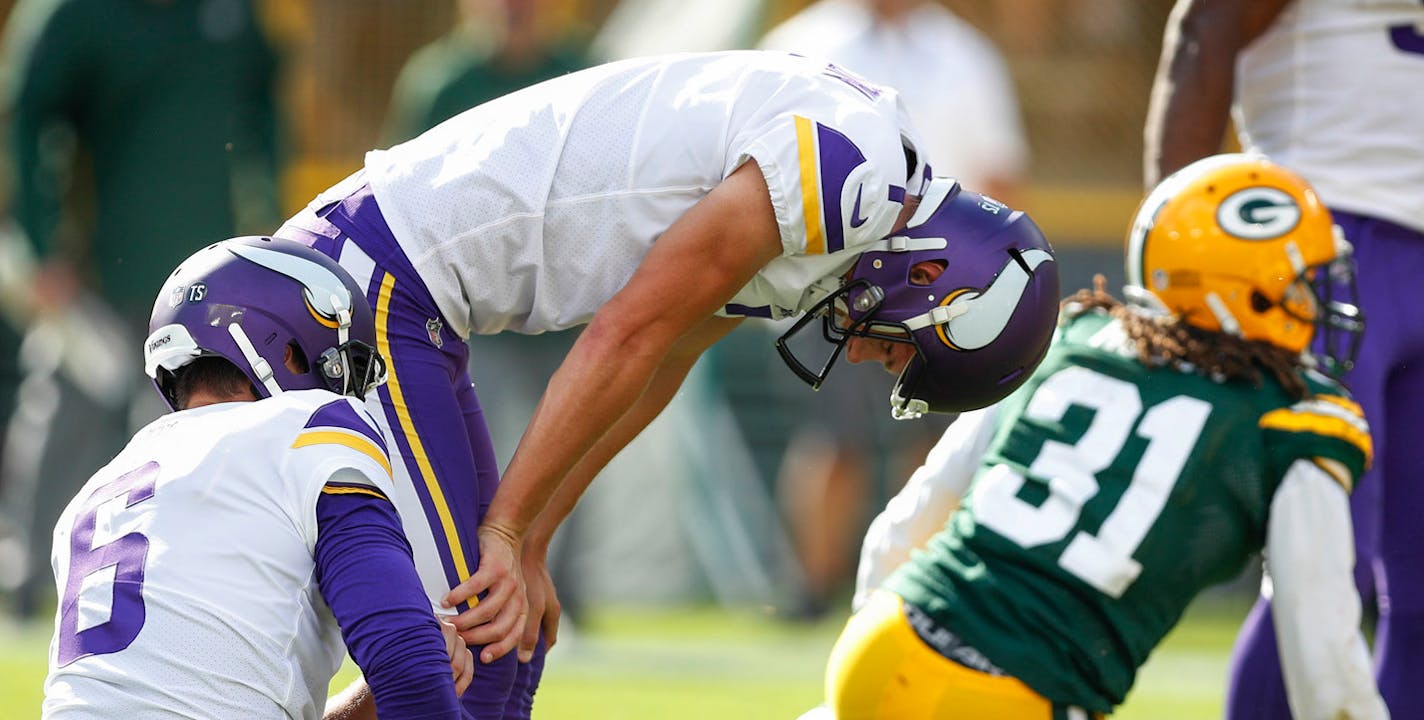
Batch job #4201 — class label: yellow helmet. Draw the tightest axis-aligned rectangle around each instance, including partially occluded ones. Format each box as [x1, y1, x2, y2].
[1125, 154, 1363, 371]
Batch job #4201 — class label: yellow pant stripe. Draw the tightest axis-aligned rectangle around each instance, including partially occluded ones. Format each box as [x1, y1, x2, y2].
[374, 272, 473, 586]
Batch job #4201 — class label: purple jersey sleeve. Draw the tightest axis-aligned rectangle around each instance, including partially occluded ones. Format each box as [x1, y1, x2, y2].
[314, 487, 464, 719]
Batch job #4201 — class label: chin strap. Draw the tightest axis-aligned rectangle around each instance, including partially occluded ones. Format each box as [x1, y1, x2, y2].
[228, 322, 283, 397]
[889, 369, 928, 421]
[330, 292, 354, 395]
[1204, 291, 1243, 337]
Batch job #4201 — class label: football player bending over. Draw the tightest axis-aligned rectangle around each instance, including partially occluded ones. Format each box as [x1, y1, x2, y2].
[43, 238, 471, 719]
[272, 50, 1061, 719]
[816, 155, 1387, 719]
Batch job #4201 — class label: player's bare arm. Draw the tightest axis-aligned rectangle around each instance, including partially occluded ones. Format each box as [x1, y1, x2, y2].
[1144, 0, 1291, 187]
[446, 160, 782, 660]
[457, 313, 741, 659]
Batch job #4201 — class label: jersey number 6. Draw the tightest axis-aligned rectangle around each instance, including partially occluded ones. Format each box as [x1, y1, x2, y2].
[971, 367, 1211, 598]
[56, 462, 159, 665]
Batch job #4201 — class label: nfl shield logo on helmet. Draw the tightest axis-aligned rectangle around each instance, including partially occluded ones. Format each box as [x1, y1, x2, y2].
[426, 318, 444, 348]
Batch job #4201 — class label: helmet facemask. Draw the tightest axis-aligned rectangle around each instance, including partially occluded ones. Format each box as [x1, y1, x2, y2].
[1308, 251, 1365, 379]
[775, 277, 909, 390]
[316, 339, 387, 400]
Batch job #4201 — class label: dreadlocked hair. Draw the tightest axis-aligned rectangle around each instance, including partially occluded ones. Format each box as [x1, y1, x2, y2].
[1063, 275, 1309, 400]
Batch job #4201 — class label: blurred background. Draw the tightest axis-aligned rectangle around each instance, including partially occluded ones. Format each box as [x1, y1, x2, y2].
[0, 1, 1248, 717]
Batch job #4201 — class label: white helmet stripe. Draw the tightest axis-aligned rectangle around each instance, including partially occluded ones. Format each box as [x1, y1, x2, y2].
[905, 177, 958, 228]
[228, 243, 353, 321]
[901, 249, 1054, 350]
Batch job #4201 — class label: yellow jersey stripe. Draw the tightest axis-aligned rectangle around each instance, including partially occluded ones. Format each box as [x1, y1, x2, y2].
[292, 430, 394, 478]
[794, 115, 826, 255]
[375, 272, 474, 586]
[1314, 393, 1365, 419]
[321, 485, 390, 501]
[1260, 408, 1374, 468]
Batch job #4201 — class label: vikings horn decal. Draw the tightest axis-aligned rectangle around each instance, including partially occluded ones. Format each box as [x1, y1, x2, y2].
[926, 248, 1054, 351]
[227, 243, 353, 322]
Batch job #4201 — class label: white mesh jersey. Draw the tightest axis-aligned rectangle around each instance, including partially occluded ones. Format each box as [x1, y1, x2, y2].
[1235, 0, 1424, 232]
[364, 50, 927, 337]
[43, 390, 395, 720]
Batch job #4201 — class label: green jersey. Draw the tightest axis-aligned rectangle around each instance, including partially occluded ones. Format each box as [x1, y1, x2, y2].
[886, 310, 1371, 713]
[5, 0, 280, 327]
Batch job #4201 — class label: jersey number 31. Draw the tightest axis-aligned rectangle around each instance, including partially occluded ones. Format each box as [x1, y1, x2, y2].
[972, 367, 1211, 598]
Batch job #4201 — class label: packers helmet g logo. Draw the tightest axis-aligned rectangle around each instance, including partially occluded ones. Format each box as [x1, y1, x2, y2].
[1217, 187, 1301, 240]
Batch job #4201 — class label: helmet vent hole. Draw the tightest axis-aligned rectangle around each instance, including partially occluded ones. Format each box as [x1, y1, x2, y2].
[1249, 291, 1274, 314]
[286, 341, 311, 374]
[909, 260, 946, 286]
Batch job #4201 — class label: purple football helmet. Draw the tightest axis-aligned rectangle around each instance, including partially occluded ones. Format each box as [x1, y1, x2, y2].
[143, 236, 387, 410]
[777, 178, 1059, 419]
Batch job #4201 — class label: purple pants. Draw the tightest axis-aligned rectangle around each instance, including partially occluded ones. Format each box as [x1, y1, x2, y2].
[276, 172, 546, 719]
[1226, 210, 1424, 718]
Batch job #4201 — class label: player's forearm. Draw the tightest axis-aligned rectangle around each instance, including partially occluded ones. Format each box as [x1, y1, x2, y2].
[1267, 460, 1387, 720]
[490, 161, 777, 541]
[523, 336, 710, 554]
[1144, 0, 1241, 187]
[484, 319, 669, 540]
[316, 493, 463, 719]
[1144, 0, 1295, 186]
[498, 315, 742, 550]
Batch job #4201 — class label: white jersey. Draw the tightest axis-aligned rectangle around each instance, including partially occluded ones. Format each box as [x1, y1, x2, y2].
[1236, 0, 1424, 232]
[759, 0, 1028, 193]
[43, 391, 395, 720]
[363, 50, 928, 337]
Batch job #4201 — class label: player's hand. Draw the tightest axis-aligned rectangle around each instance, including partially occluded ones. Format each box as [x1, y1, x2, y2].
[443, 523, 527, 663]
[521, 551, 561, 662]
[439, 618, 474, 696]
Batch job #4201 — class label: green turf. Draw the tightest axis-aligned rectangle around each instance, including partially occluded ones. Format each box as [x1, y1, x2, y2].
[2, 598, 1248, 718]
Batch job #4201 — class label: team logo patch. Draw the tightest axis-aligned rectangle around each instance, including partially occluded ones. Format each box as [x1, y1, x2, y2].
[426, 318, 444, 348]
[1217, 187, 1301, 239]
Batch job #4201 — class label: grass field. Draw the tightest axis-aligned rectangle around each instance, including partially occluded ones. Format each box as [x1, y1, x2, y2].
[1, 595, 1252, 718]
